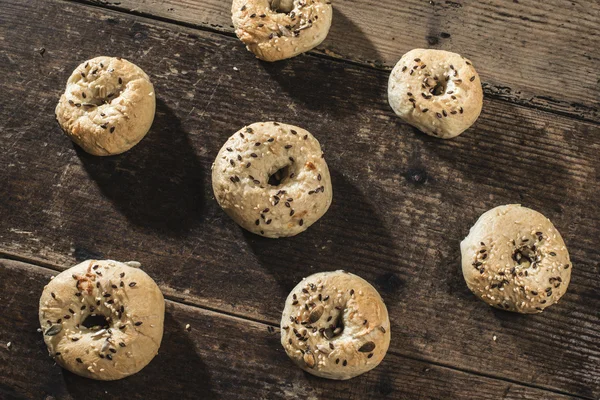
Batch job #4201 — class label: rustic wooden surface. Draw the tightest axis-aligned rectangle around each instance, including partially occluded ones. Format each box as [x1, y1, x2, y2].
[0, 0, 599, 399]
[75, 0, 600, 122]
[1, 258, 576, 400]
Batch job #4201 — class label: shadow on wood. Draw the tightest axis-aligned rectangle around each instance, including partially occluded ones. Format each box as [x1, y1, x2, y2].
[259, 11, 385, 118]
[324, 8, 383, 64]
[75, 98, 205, 236]
[61, 312, 215, 400]
[239, 168, 404, 314]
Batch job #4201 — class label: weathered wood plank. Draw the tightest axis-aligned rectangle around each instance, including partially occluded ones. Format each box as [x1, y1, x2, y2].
[73, 0, 600, 122]
[0, 258, 578, 400]
[0, 0, 599, 397]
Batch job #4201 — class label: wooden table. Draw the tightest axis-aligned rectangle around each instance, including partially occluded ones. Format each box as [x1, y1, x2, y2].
[1, 0, 599, 398]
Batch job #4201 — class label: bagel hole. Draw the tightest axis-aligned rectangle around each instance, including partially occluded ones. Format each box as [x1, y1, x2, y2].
[87, 84, 125, 106]
[268, 165, 291, 186]
[513, 244, 540, 268]
[270, 0, 294, 13]
[430, 80, 447, 96]
[82, 314, 111, 330]
[333, 313, 345, 336]
[324, 311, 345, 340]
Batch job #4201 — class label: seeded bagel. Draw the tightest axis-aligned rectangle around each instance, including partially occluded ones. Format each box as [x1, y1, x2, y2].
[461, 205, 572, 313]
[55, 56, 156, 155]
[280, 271, 391, 380]
[39, 260, 165, 380]
[388, 49, 483, 139]
[212, 122, 332, 238]
[231, 0, 333, 61]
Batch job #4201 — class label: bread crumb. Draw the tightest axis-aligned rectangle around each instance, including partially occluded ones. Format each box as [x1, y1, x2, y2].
[185, 324, 191, 331]
[6, 342, 11, 348]
[233, 67, 239, 71]
[493, 335, 497, 342]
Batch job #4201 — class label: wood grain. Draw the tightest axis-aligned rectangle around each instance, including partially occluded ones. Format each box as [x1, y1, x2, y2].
[0, 258, 577, 400]
[73, 0, 600, 122]
[0, 0, 599, 398]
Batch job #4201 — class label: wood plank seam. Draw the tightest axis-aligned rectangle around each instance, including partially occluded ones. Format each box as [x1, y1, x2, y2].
[2, 253, 590, 400]
[63, 0, 600, 125]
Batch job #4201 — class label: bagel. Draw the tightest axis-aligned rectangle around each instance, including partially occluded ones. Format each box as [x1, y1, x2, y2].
[55, 56, 156, 155]
[461, 205, 572, 313]
[212, 122, 332, 238]
[280, 271, 391, 380]
[231, 0, 333, 61]
[38, 260, 165, 380]
[388, 49, 483, 139]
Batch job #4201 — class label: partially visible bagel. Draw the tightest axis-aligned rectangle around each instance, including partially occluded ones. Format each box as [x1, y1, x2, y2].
[231, 0, 333, 61]
[39, 260, 165, 380]
[56, 56, 155, 155]
[280, 271, 391, 380]
[212, 121, 332, 238]
[388, 49, 483, 139]
[461, 205, 572, 313]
